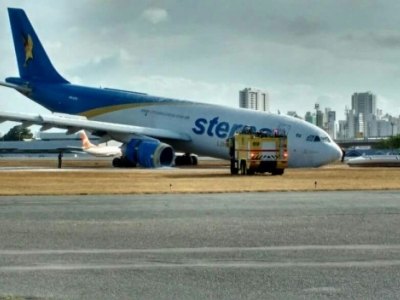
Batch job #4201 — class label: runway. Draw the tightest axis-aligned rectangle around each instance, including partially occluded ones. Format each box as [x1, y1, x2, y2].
[0, 192, 400, 299]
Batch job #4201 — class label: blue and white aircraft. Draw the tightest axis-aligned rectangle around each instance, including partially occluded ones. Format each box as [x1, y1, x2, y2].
[0, 8, 342, 171]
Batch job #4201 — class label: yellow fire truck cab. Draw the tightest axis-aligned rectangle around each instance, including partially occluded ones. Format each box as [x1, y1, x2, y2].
[227, 126, 288, 175]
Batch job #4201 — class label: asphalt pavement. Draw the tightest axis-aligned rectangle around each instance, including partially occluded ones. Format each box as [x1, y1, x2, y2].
[0, 191, 400, 299]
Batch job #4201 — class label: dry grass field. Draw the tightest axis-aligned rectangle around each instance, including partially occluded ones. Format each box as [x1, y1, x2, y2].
[0, 159, 399, 195]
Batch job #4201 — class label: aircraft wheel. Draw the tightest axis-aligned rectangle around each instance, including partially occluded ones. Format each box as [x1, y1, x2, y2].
[112, 157, 122, 168]
[113, 157, 137, 168]
[175, 154, 197, 166]
[121, 157, 137, 168]
[190, 155, 198, 166]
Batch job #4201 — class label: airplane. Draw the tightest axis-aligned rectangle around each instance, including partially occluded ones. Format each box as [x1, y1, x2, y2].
[79, 130, 122, 158]
[347, 155, 400, 167]
[0, 8, 342, 172]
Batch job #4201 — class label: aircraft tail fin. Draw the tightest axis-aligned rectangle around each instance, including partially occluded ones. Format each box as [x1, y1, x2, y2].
[79, 131, 95, 149]
[7, 8, 69, 83]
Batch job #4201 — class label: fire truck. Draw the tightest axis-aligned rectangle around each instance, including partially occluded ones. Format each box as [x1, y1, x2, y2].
[227, 126, 288, 175]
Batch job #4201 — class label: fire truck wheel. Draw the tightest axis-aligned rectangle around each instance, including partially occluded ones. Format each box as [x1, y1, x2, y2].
[240, 161, 247, 175]
[230, 160, 238, 175]
[272, 168, 284, 175]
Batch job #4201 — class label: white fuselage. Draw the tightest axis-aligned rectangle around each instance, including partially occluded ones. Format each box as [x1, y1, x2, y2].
[347, 155, 400, 167]
[84, 145, 122, 157]
[93, 102, 342, 168]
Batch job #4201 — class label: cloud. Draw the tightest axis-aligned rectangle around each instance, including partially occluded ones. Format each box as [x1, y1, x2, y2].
[2, 0, 400, 126]
[371, 31, 400, 48]
[142, 8, 168, 24]
[126, 75, 242, 107]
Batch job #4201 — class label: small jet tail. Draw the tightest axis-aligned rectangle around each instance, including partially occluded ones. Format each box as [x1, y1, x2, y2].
[7, 8, 69, 83]
[79, 131, 95, 149]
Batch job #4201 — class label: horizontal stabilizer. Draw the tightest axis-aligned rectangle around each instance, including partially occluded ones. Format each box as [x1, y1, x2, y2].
[0, 81, 31, 93]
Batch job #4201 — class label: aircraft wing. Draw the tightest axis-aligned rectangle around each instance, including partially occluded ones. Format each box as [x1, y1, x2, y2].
[0, 111, 191, 142]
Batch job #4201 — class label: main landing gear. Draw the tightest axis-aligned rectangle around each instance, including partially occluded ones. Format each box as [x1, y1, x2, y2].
[112, 156, 136, 168]
[174, 153, 198, 166]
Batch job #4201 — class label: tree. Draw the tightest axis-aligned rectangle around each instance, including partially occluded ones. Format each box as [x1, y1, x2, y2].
[2, 125, 33, 141]
[374, 134, 400, 150]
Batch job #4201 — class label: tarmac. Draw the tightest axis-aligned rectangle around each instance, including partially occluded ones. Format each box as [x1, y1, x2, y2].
[0, 191, 400, 299]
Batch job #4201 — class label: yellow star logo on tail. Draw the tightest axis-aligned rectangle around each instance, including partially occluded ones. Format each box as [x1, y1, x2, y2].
[23, 34, 33, 67]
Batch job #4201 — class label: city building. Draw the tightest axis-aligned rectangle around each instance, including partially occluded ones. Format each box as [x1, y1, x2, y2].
[239, 88, 269, 112]
[351, 92, 377, 138]
[326, 110, 337, 139]
[337, 120, 347, 140]
[335, 92, 400, 139]
[316, 110, 324, 128]
[305, 111, 316, 125]
[287, 111, 302, 119]
[304, 107, 338, 139]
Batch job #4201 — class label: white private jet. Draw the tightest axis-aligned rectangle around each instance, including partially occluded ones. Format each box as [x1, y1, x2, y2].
[79, 130, 122, 158]
[347, 155, 400, 167]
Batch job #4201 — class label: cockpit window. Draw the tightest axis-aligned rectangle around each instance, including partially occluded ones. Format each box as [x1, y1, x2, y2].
[321, 136, 331, 143]
[306, 135, 315, 142]
[306, 134, 331, 142]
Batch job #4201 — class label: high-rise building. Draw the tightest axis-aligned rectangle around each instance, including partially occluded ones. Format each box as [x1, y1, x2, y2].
[345, 107, 356, 139]
[327, 110, 336, 123]
[352, 92, 376, 116]
[239, 88, 269, 112]
[337, 99, 399, 139]
[351, 92, 377, 137]
[316, 110, 324, 128]
[326, 110, 337, 139]
[305, 111, 315, 124]
[337, 120, 347, 139]
[356, 113, 365, 138]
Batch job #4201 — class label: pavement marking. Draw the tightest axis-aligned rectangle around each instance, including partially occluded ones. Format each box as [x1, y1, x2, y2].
[2, 245, 400, 272]
[1, 244, 400, 255]
[2, 260, 400, 272]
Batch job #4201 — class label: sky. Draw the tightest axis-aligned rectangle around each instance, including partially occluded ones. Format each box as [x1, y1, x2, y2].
[1, 0, 400, 134]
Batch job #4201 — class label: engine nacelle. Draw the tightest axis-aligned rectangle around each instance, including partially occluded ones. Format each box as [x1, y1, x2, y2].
[123, 139, 175, 168]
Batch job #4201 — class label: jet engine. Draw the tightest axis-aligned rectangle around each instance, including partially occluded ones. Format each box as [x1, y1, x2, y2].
[113, 138, 175, 168]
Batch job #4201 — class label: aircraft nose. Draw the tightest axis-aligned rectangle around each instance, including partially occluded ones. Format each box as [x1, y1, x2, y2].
[327, 142, 343, 163]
